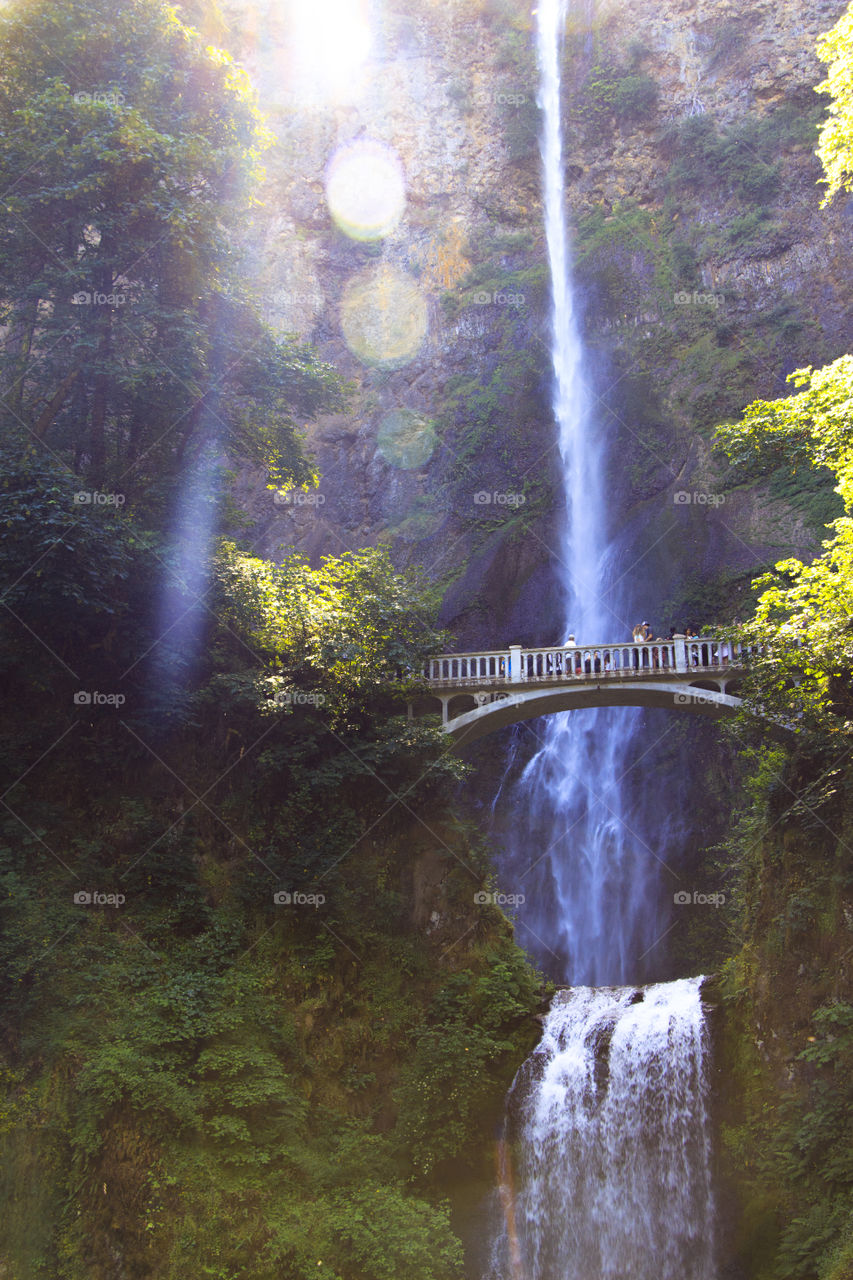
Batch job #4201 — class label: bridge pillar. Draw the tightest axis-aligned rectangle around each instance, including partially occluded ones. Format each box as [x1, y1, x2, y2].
[509, 645, 523, 683]
[673, 633, 687, 673]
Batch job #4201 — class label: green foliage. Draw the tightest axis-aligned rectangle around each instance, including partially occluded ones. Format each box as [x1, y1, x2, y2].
[716, 357, 853, 483]
[816, 4, 853, 204]
[442, 259, 549, 320]
[0, 431, 541, 1276]
[710, 47, 853, 1273]
[714, 357, 853, 739]
[611, 73, 659, 119]
[211, 541, 451, 718]
[0, 0, 342, 502]
[574, 59, 658, 127]
[0, 4, 546, 1276]
[665, 113, 782, 202]
[395, 958, 541, 1176]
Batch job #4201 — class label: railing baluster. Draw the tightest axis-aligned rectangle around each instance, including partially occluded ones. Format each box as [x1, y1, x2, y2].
[421, 636, 745, 701]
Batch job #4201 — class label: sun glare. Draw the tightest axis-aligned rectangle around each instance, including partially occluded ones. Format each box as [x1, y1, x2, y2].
[325, 140, 406, 241]
[288, 0, 372, 105]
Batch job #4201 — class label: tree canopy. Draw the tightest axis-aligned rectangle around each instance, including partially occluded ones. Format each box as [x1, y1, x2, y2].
[0, 0, 342, 499]
[713, 7, 853, 742]
[817, 2, 853, 205]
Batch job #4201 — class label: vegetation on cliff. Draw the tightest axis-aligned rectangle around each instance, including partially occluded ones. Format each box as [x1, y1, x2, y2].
[710, 10, 853, 1275]
[0, 2, 543, 1276]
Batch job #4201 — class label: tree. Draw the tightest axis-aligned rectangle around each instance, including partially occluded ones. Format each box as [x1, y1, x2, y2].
[711, 8, 853, 740]
[817, 2, 853, 205]
[715, 360, 853, 737]
[0, 0, 341, 497]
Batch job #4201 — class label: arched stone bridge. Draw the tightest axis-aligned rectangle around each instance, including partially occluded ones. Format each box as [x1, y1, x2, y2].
[421, 635, 752, 747]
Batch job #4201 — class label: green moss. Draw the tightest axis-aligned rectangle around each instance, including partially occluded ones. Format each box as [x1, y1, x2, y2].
[766, 461, 842, 538]
[571, 56, 658, 129]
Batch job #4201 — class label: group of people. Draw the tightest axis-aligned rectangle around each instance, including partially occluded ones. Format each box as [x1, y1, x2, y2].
[517, 621, 729, 679]
[631, 622, 702, 643]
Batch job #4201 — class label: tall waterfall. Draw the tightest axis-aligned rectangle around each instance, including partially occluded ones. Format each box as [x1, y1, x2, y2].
[500, 0, 665, 985]
[482, 3, 717, 1274]
[487, 980, 716, 1280]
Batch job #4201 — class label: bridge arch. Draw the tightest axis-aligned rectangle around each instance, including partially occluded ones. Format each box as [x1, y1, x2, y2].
[430, 682, 743, 748]
[417, 635, 777, 748]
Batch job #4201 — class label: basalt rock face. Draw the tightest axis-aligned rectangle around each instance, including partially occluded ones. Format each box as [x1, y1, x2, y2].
[221, 0, 852, 650]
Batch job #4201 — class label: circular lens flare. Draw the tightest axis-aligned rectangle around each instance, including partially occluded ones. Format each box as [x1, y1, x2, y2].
[377, 410, 437, 469]
[340, 265, 427, 369]
[325, 140, 406, 241]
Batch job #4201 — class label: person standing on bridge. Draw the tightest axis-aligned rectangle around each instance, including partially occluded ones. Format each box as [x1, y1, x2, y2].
[564, 635, 580, 677]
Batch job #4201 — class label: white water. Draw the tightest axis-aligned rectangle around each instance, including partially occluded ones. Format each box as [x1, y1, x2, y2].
[482, 4, 717, 1274]
[502, 0, 664, 986]
[487, 980, 716, 1280]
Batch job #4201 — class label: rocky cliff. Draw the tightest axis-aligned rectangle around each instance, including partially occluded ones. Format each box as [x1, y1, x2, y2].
[221, 0, 851, 648]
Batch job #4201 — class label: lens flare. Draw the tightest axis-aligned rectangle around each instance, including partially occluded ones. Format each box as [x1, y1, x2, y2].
[288, 0, 371, 105]
[325, 140, 406, 241]
[377, 409, 437, 468]
[340, 264, 427, 369]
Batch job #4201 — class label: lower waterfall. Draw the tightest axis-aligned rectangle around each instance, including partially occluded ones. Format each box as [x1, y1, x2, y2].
[486, 978, 716, 1280]
[485, 0, 721, 1270]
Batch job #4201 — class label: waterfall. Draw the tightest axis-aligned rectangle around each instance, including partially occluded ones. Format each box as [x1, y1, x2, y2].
[487, 979, 716, 1280]
[499, 0, 665, 986]
[481, 3, 718, 1273]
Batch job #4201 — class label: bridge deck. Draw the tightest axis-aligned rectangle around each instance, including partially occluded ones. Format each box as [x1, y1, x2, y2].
[425, 636, 746, 689]
[418, 635, 754, 743]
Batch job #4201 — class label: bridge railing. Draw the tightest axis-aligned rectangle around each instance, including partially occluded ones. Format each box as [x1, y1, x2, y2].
[424, 636, 759, 686]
